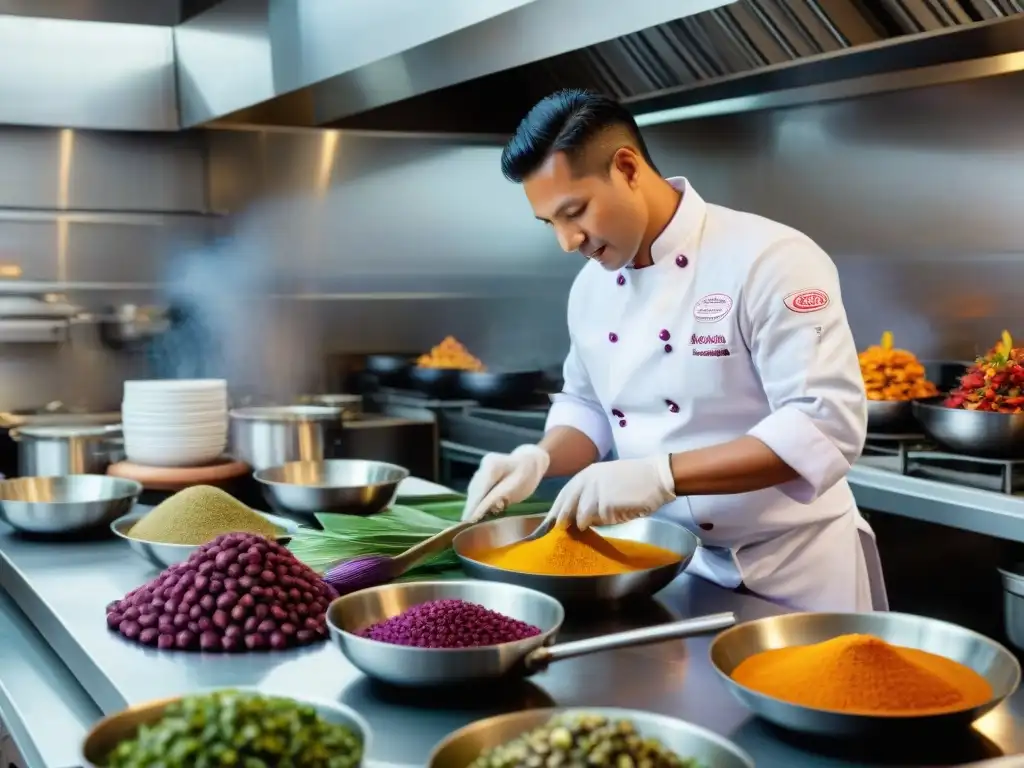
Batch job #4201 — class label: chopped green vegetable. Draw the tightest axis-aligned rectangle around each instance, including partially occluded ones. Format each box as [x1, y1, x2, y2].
[287, 499, 551, 578]
[104, 690, 362, 768]
[469, 713, 700, 768]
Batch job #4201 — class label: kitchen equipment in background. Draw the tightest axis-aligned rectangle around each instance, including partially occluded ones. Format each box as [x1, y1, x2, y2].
[327, 579, 734, 687]
[80, 690, 372, 768]
[408, 366, 461, 399]
[866, 400, 916, 433]
[456, 369, 544, 406]
[428, 707, 754, 768]
[253, 459, 410, 518]
[229, 405, 343, 470]
[364, 354, 413, 387]
[709, 612, 1020, 738]
[122, 379, 228, 467]
[98, 304, 171, 350]
[10, 424, 123, 477]
[298, 393, 363, 419]
[913, 397, 1024, 459]
[454, 515, 697, 602]
[0, 295, 80, 318]
[110, 508, 299, 569]
[998, 566, 1024, 653]
[0, 475, 141, 535]
[107, 458, 251, 492]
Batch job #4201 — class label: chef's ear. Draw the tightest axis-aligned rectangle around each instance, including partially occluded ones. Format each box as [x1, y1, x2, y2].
[610, 147, 642, 188]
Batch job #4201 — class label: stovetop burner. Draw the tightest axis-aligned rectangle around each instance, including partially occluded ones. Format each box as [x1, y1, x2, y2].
[864, 433, 1024, 494]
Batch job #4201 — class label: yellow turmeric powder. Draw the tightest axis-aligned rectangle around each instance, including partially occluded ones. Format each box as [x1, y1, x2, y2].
[473, 526, 681, 576]
[731, 634, 993, 715]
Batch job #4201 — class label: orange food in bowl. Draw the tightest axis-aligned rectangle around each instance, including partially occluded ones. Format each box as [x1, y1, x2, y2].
[416, 336, 486, 372]
[859, 331, 938, 402]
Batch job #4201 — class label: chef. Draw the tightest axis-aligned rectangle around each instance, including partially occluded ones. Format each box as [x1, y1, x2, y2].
[461, 88, 887, 613]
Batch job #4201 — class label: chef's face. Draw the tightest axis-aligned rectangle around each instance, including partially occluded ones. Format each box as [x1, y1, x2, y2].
[524, 148, 648, 271]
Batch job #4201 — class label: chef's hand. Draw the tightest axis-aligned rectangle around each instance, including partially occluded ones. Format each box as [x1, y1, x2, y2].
[461, 444, 550, 522]
[544, 456, 675, 531]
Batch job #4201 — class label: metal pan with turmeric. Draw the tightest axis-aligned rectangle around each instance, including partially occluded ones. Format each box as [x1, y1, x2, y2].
[730, 633, 993, 715]
[473, 525, 681, 577]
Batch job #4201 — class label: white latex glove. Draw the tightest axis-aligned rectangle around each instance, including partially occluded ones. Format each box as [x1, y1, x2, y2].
[461, 444, 550, 522]
[544, 456, 675, 532]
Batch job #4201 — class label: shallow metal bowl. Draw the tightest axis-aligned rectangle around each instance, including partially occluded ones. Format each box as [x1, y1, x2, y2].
[253, 459, 410, 519]
[709, 611, 1021, 738]
[80, 688, 371, 767]
[913, 396, 1024, 458]
[110, 509, 301, 569]
[327, 580, 565, 687]
[0, 475, 141, 535]
[866, 398, 916, 433]
[428, 707, 753, 768]
[453, 514, 696, 602]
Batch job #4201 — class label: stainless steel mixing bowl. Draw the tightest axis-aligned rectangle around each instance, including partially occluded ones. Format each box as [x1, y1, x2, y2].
[327, 580, 734, 687]
[453, 514, 697, 602]
[110, 509, 301, 569]
[80, 688, 372, 767]
[253, 459, 410, 519]
[428, 707, 754, 768]
[0, 475, 141, 535]
[913, 396, 1024, 458]
[709, 611, 1021, 738]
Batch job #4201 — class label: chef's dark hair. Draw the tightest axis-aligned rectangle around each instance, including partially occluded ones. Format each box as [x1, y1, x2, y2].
[501, 89, 657, 183]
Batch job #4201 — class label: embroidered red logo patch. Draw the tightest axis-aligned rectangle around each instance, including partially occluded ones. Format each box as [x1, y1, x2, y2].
[783, 289, 830, 313]
[693, 293, 733, 323]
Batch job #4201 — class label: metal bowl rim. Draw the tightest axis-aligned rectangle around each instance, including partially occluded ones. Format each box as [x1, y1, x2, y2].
[452, 514, 689, 579]
[426, 705, 754, 766]
[109, 508, 301, 548]
[81, 686, 372, 764]
[707, 610, 1023, 719]
[229, 405, 343, 422]
[913, 396, 1024, 419]
[326, 579, 566, 654]
[253, 459, 411, 490]
[0, 475, 143, 502]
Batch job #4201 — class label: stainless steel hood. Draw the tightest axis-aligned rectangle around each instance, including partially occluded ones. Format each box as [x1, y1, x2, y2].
[317, 0, 1024, 133]
[1, 0, 1023, 133]
[175, 0, 734, 129]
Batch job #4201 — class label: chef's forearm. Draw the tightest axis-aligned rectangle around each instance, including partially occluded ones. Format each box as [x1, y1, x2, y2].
[538, 426, 601, 477]
[669, 436, 799, 496]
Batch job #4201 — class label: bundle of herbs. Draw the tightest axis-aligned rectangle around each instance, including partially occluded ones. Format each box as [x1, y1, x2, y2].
[286, 495, 549, 588]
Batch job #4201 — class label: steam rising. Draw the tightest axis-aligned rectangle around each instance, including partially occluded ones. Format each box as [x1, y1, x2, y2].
[153, 201, 326, 403]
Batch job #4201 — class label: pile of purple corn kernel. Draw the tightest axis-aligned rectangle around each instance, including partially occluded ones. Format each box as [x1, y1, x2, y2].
[105, 532, 338, 652]
[359, 598, 542, 648]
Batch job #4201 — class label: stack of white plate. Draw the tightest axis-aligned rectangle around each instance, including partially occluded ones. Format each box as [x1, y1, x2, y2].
[121, 380, 228, 467]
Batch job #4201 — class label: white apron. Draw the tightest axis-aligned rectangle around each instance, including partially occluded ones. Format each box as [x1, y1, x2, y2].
[546, 178, 888, 613]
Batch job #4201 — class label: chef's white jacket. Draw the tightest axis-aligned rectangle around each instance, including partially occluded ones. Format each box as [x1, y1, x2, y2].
[546, 177, 887, 613]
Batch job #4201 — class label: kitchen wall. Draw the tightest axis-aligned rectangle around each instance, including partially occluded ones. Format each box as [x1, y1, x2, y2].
[0, 127, 217, 410]
[641, 69, 1024, 361]
[202, 128, 572, 393]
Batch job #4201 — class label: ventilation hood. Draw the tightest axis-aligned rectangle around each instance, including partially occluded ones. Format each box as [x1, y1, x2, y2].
[1, 0, 1023, 132]
[318, 0, 1024, 133]
[176, 0, 734, 129]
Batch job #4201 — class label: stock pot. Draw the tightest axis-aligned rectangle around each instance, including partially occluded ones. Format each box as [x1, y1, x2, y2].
[229, 406, 344, 471]
[10, 424, 123, 476]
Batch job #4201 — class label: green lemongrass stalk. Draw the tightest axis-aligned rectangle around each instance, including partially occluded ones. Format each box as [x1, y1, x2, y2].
[287, 498, 551, 574]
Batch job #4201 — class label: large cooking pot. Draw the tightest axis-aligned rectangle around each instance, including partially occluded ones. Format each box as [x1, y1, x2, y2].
[229, 406, 344, 471]
[10, 424, 124, 476]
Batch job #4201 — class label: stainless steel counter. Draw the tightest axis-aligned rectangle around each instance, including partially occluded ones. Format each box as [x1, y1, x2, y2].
[3, 517, 1024, 768]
